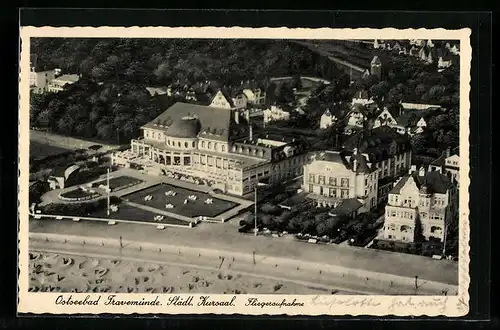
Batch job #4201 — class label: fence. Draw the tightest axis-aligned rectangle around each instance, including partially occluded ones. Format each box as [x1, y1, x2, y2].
[29, 213, 194, 229]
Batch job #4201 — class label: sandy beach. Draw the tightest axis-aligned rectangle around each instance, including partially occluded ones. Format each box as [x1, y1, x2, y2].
[29, 251, 347, 295]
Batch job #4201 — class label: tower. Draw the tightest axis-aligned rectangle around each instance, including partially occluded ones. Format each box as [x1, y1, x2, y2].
[370, 56, 382, 79]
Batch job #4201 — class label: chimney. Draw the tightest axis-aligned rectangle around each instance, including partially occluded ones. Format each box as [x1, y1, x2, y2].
[353, 158, 358, 172]
[249, 123, 253, 141]
[446, 147, 451, 158]
[353, 147, 358, 155]
[234, 110, 239, 124]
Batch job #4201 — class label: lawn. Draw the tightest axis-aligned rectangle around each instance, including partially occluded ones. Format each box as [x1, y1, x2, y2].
[123, 183, 238, 218]
[30, 141, 70, 159]
[91, 176, 144, 192]
[60, 188, 99, 199]
[89, 204, 190, 226]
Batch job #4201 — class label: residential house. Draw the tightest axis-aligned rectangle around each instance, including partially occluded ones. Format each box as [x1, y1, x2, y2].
[392, 41, 402, 52]
[146, 86, 169, 97]
[450, 44, 460, 55]
[351, 90, 375, 106]
[427, 39, 435, 48]
[242, 88, 266, 105]
[428, 147, 460, 185]
[346, 104, 368, 129]
[409, 45, 419, 57]
[342, 126, 413, 181]
[438, 55, 454, 69]
[374, 106, 436, 135]
[263, 105, 290, 125]
[30, 69, 56, 94]
[208, 89, 247, 110]
[320, 109, 338, 129]
[302, 150, 380, 212]
[383, 166, 457, 243]
[46, 74, 80, 93]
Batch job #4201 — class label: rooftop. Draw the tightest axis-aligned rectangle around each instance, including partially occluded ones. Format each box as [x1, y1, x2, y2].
[330, 198, 364, 216]
[390, 170, 454, 195]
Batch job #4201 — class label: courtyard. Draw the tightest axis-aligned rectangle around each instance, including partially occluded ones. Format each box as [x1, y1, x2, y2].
[122, 183, 238, 219]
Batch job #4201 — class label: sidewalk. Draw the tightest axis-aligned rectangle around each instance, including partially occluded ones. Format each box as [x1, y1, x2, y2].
[29, 232, 458, 295]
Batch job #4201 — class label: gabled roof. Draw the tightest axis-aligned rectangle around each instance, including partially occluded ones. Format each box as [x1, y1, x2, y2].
[395, 109, 433, 127]
[342, 126, 412, 162]
[390, 171, 453, 195]
[330, 198, 363, 216]
[209, 89, 235, 108]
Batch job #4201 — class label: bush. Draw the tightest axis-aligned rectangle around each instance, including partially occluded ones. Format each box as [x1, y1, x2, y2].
[40, 196, 121, 216]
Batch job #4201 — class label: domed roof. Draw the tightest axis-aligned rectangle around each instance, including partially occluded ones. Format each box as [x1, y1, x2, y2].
[165, 116, 201, 138]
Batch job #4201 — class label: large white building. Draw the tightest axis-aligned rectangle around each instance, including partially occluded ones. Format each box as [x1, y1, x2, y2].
[113, 102, 308, 196]
[302, 150, 380, 213]
[30, 68, 56, 94]
[383, 167, 457, 243]
[429, 147, 460, 185]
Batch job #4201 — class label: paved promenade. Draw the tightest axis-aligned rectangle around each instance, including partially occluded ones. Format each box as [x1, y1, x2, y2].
[29, 232, 457, 295]
[30, 218, 459, 288]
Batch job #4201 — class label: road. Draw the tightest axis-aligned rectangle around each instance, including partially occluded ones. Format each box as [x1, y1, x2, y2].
[29, 218, 459, 294]
[29, 233, 457, 295]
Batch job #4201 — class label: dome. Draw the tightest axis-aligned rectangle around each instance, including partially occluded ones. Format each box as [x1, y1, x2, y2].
[165, 117, 200, 138]
[64, 165, 80, 180]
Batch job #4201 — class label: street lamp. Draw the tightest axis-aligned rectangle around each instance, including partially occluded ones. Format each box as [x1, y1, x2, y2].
[254, 181, 267, 236]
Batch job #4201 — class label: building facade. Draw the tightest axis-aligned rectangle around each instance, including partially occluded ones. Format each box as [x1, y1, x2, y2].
[263, 105, 290, 125]
[429, 147, 460, 185]
[383, 167, 457, 243]
[319, 109, 337, 129]
[302, 150, 380, 212]
[46, 74, 80, 93]
[342, 126, 413, 181]
[113, 102, 307, 196]
[30, 69, 56, 94]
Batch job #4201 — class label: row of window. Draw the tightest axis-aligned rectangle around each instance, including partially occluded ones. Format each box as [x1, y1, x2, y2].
[387, 210, 415, 219]
[308, 185, 350, 198]
[386, 224, 413, 232]
[308, 175, 350, 187]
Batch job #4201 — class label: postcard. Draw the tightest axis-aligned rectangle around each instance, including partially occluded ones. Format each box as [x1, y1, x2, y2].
[19, 26, 470, 316]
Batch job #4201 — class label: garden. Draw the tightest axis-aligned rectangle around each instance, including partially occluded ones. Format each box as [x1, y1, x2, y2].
[59, 187, 100, 201]
[123, 183, 238, 218]
[90, 175, 144, 192]
[238, 190, 380, 246]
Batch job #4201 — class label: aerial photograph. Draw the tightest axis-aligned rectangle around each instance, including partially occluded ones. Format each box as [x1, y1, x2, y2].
[27, 37, 461, 296]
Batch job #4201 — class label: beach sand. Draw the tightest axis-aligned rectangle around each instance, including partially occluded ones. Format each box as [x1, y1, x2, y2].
[28, 251, 345, 294]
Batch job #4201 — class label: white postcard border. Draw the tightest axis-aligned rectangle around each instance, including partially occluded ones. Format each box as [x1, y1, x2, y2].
[18, 26, 471, 316]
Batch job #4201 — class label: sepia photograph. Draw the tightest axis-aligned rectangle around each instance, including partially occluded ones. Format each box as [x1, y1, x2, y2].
[18, 26, 471, 316]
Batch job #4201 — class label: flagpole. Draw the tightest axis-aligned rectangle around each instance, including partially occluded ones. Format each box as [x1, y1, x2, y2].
[254, 186, 258, 236]
[106, 168, 110, 216]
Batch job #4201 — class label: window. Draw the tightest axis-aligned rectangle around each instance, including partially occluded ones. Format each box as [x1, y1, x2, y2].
[202, 141, 205, 148]
[329, 188, 336, 197]
[192, 141, 195, 148]
[365, 178, 368, 186]
[214, 143, 218, 150]
[309, 174, 315, 183]
[341, 178, 349, 187]
[308, 184, 313, 192]
[318, 175, 326, 185]
[329, 177, 337, 186]
[185, 142, 189, 148]
[216, 158, 222, 168]
[208, 142, 212, 149]
[152, 132, 155, 139]
[341, 189, 349, 198]
[222, 145, 226, 152]
[177, 141, 181, 148]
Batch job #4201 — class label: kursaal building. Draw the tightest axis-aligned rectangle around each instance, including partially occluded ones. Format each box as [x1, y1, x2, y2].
[112, 101, 308, 195]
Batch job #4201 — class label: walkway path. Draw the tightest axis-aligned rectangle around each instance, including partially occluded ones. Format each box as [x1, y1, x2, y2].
[30, 218, 459, 287]
[29, 233, 457, 295]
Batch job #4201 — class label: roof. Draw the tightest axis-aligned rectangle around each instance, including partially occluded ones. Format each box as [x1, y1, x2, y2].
[278, 193, 309, 208]
[371, 56, 381, 65]
[330, 199, 363, 216]
[309, 150, 375, 174]
[145, 86, 168, 96]
[53, 74, 80, 83]
[430, 147, 460, 166]
[165, 117, 201, 138]
[209, 89, 235, 108]
[390, 171, 453, 195]
[342, 126, 412, 162]
[142, 102, 242, 142]
[396, 109, 432, 127]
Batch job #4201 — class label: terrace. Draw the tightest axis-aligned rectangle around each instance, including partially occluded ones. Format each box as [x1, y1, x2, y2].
[122, 183, 238, 219]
